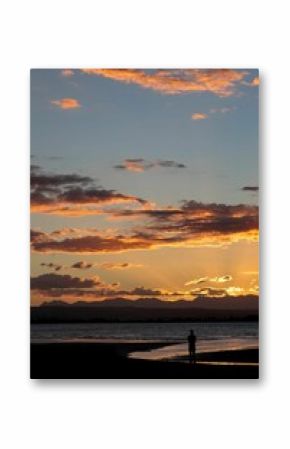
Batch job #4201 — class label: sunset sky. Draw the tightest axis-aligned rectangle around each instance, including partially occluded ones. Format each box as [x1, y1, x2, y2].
[31, 69, 259, 305]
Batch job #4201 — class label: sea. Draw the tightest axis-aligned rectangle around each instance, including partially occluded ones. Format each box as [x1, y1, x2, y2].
[31, 321, 258, 361]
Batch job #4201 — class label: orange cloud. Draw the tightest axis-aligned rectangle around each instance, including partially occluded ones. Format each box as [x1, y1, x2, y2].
[51, 98, 81, 110]
[30, 205, 104, 216]
[118, 160, 145, 172]
[61, 69, 74, 77]
[81, 69, 248, 97]
[250, 76, 259, 86]
[31, 228, 258, 255]
[31, 202, 146, 217]
[191, 112, 208, 120]
[31, 200, 258, 254]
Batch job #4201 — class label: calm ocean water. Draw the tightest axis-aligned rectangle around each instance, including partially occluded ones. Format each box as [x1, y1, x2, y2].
[31, 321, 258, 359]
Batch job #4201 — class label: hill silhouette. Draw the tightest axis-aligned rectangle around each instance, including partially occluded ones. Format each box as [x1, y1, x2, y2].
[31, 295, 258, 323]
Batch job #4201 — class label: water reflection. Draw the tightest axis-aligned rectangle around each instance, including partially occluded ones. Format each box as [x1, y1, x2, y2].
[129, 337, 258, 362]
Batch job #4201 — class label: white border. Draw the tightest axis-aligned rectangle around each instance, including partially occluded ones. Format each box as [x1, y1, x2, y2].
[1, 1, 289, 448]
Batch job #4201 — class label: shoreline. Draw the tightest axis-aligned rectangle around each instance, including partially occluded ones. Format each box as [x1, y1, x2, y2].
[31, 341, 259, 379]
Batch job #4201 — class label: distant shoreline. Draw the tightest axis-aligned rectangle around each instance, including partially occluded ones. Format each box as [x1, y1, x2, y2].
[30, 296, 259, 324]
[31, 318, 259, 324]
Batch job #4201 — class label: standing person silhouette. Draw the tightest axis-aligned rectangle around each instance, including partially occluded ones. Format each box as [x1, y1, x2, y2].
[188, 329, 196, 364]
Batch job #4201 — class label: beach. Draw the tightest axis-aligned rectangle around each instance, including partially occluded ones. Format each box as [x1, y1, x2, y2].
[30, 341, 259, 379]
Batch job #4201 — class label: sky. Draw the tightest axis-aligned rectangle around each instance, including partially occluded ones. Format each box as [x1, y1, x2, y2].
[31, 69, 259, 305]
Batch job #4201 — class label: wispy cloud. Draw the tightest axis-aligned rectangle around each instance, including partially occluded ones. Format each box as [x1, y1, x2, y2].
[61, 69, 74, 77]
[185, 277, 208, 286]
[50, 98, 81, 110]
[69, 260, 143, 270]
[81, 69, 248, 97]
[31, 165, 149, 216]
[114, 158, 186, 172]
[191, 113, 208, 121]
[191, 285, 247, 297]
[250, 76, 259, 86]
[226, 286, 245, 296]
[192, 106, 236, 121]
[185, 275, 232, 286]
[211, 275, 233, 283]
[99, 262, 143, 270]
[209, 106, 236, 114]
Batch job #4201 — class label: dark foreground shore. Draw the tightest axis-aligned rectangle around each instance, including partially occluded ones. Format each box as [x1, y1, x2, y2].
[30, 342, 259, 379]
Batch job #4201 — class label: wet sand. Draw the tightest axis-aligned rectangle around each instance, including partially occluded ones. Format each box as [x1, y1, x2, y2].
[30, 341, 259, 379]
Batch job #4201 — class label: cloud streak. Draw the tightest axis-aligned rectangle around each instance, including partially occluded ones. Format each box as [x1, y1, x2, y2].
[114, 158, 186, 172]
[99, 262, 143, 270]
[192, 107, 236, 121]
[242, 186, 259, 192]
[81, 69, 248, 97]
[185, 275, 232, 286]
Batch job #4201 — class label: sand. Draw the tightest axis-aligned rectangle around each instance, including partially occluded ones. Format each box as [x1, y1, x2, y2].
[30, 341, 259, 379]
